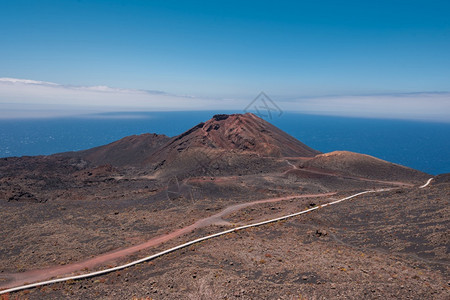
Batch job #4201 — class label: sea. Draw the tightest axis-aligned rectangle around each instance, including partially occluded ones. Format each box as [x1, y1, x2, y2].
[0, 111, 449, 175]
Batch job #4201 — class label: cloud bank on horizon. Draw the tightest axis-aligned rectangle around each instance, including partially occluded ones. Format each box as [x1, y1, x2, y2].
[0, 77, 449, 122]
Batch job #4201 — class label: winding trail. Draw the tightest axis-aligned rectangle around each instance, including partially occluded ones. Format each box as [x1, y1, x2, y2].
[419, 177, 433, 188]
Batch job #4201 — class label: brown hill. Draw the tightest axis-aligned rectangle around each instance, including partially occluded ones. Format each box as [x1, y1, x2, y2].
[155, 113, 320, 158]
[70, 133, 170, 167]
[145, 113, 321, 177]
[300, 151, 429, 182]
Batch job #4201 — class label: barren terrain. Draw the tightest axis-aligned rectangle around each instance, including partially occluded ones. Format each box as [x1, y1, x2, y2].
[0, 113, 448, 299]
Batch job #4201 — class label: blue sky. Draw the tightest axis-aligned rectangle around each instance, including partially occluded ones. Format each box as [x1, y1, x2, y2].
[0, 0, 449, 120]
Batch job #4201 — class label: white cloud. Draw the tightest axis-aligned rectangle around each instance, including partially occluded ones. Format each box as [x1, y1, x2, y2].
[0, 78, 240, 118]
[0, 77, 58, 86]
[0, 77, 449, 122]
[281, 93, 450, 122]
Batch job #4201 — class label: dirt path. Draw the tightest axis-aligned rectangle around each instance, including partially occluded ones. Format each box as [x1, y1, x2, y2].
[0, 192, 335, 290]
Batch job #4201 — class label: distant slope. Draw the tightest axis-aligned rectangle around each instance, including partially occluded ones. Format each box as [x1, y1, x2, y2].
[69, 133, 170, 167]
[302, 151, 429, 182]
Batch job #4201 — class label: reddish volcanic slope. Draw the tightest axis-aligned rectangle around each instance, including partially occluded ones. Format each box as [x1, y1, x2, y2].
[152, 113, 320, 160]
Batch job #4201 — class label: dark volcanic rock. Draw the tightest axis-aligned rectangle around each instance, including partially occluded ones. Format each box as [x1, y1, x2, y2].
[8, 191, 41, 203]
[213, 114, 230, 121]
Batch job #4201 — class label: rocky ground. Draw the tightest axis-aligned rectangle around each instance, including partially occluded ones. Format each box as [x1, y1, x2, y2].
[1, 169, 448, 299]
[3, 184, 447, 299]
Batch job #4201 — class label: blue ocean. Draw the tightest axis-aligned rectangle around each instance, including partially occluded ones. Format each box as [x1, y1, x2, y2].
[0, 111, 448, 175]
